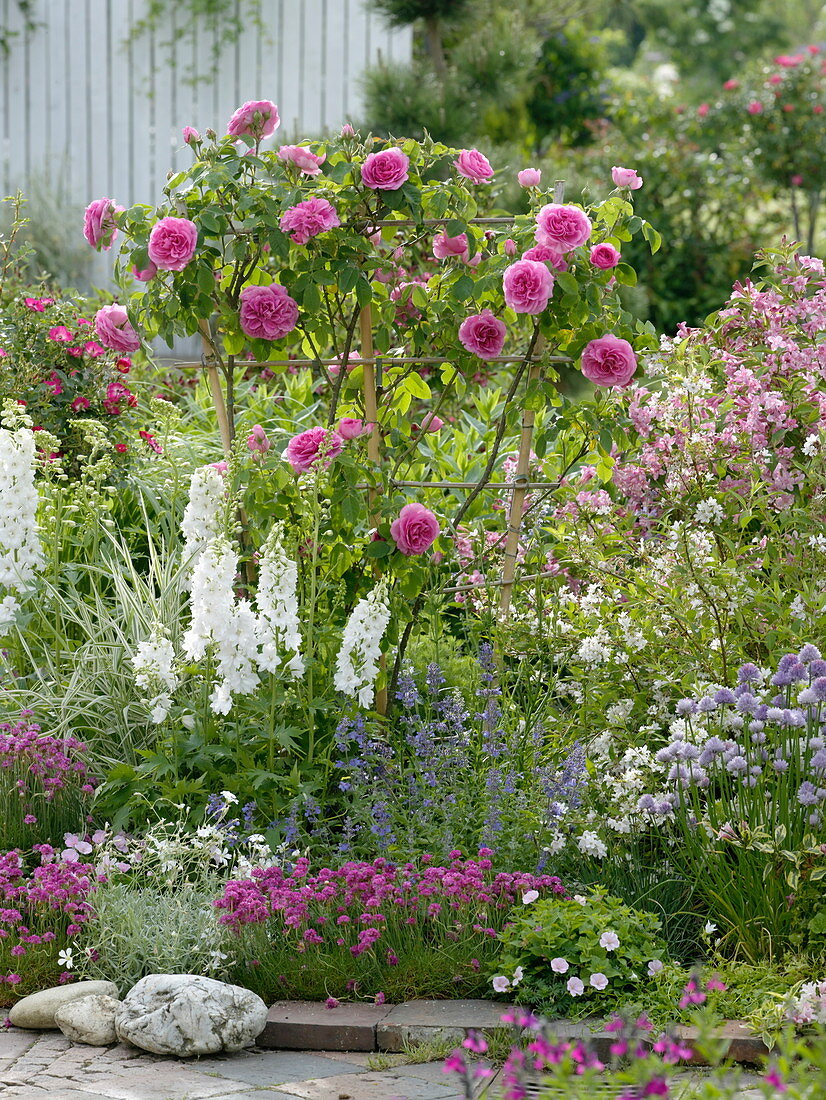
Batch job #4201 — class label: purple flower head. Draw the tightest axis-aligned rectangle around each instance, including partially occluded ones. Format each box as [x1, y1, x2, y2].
[809, 660, 826, 678]
[799, 644, 822, 663]
[811, 678, 826, 702]
[714, 688, 736, 706]
[737, 663, 761, 683]
[797, 781, 822, 806]
[675, 699, 697, 716]
[735, 692, 758, 714]
[697, 696, 716, 713]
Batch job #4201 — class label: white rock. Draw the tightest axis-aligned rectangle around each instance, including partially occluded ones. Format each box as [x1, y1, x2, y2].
[54, 993, 120, 1045]
[8, 981, 119, 1029]
[114, 974, 267, 1057]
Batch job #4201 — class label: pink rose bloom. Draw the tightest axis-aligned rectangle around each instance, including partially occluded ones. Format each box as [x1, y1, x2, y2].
[581, 335, 637, 388]
[329, 351, 360, 378]
[503, 238, 517, 256]
[227, 99, 280, 140]
[247, 424, 270, 455]
[280, 198, 340, 244]
[590, 243, 621, 269]
[503, 260, 555, 315]
[535, 204, 592, 252]
[611, 166, 643, 190]
[522, 244, 568, 271]
[391, 503, 440, 555]
[285, 426, 344, 473]
[768, 74, 784, 85]
[791, 174, 803, 187]
[517, 167, 541, 187]
[747, 100, 763, 114]
[278, 144, 326, 175]
[48, 326, 73, 343]
[338, 417, 373, 439]
[132, 261, 157, 282]
[148, 216, 199, 271]
[239, 284, 299, 341]
[723, 79, 739, 90]
[360, 148, 409, 190]
[458, 309, 506, 360]
[433, 232, 469, 261]
[697, 103, 710, 117]
[94, 304, 141, 353]
[454, 149, 494, 183]
[83, 197, 120, 250]
[182, 126, 200, 144]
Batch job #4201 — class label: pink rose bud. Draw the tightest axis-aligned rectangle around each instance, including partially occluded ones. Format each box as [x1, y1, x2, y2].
[503, 260, 555, 314]
[94, 304, 141, 353]
[589, 243, 621, 270]
[517, 167, 541, 187]
[246, 424, 271, 455]
[280, 198, 340, 244]
[360, 147, 410, 190]
[503, 238, 517, 256]
[277, 144, 327, 175]
[420, 414, 444, 433]
[83, 197, 121, 251]
[148, 216, 199, 272]
[535, 203, 592, 252]
[390, 502, 440, 555]
[285, 426, 344, 473]
[454, 148, 494, 183]
[580, 334, 637, 388]
[338, 417, 373, 439]
[227, 99, 280, 140]
[341, 122, 355, 136]
[611, 166, 643, 190]
[182, 126, 200, 144]
[458, 309, 507, 360]
[239, 284, 299, 341]
[132, 261, 158, 282]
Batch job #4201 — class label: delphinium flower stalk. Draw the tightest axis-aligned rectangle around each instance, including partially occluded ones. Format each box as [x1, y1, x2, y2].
[0, 424, 43, 625]
[334, 579, 391, 708]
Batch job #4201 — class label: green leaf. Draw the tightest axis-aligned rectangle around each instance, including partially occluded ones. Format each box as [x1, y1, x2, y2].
[451, 274, 476, 302]
[223, 331, 246, 355]
[614, 263, 637, 287]
[338, 266, 359, 294]
[355, 279, 373, 307]
[364, 540, 392, 558]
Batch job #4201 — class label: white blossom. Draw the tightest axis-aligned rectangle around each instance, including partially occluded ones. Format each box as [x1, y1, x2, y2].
[133, 632, 178, 693]
[255, 524, 304, 677]
[0, 428, 43, 590]
[577, 830, 608, 858]
[181, 465, 226, 575]
[694, 497, 725, 525]
[334, 580, 391, 708]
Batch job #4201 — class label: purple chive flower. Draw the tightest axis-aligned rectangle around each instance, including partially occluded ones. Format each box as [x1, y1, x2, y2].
[799, 644, 822, 663]
[737, 663, 761, 683]
[714, 688, 736, 705]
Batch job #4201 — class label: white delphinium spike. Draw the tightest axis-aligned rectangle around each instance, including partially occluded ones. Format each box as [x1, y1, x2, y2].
[334, 579, 391, 708]
[210, 597, 261, 714]
[132, 629, 179, 724]
[0, 427, 43, 591]
[255, 524, 304, 678]
[181, 464, 227, 573]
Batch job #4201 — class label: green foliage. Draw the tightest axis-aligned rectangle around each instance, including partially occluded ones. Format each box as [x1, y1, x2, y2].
[494, 888, 666, 1016]
[526, 22, 613, 148]
[369, 0, 471, 25]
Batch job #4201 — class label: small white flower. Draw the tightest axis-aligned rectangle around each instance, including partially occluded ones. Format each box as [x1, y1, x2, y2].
[551, 957, 569, 974]
[647, 959, 664, 976]
[566, 976, 584, 996]
[57, 948, 74, 970]
[589, 972, 609, 991]
[572, 895, 588, 906]
[492, 975, 511, 993]
[221, 791, 238, 804]
[702, 921, 717, 936]
[521, 889, 539, 905]
[512, 966, 524, 986]
[599, 931, 620, 952]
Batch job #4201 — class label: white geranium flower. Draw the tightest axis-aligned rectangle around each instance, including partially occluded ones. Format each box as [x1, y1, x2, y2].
[599, 931, 620, 951]
[492, 975, 511, 993]
[521, 889, 539, 905]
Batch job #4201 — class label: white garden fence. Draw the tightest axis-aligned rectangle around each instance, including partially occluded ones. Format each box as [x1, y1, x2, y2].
[0, 0, 411, 209]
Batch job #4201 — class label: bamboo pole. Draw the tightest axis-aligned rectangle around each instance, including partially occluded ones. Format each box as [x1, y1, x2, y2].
[198, 318, 232, 455]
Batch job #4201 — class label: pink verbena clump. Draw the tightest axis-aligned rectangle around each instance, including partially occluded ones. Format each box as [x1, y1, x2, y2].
[0, 846, 99, 1002]
[0, 712, 97, 850]
[215, 852, 565, 1003]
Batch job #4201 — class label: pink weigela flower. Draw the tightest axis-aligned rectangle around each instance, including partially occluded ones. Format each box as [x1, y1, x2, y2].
[502, 260, 555, 314]
[278, 144, 326, 175]
[227, 99, 280, 140]
[280, 198, 340, 245]
[454, 149, 494, 183]
[94, 305, 141, 354]
[535, 204, 592, 252]
[458, 309, 507, 360]
[148, 217, 199, 272]
[360, 148, 409, 190]
[239, 284, 299, 341]
[580, 334, 637, 388]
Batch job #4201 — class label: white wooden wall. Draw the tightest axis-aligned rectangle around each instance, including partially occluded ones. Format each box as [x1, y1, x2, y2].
[0, 0, 411, 209]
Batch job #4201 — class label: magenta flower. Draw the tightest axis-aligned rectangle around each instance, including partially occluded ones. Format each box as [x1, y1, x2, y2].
[458, 310, 506, 360]
[278, 144, 326, 175]
[338, 418, 372, 440]
[360, 148, 409, 190]
[147, 216, 199, 272]
[280, 198, 340, 245]
[182, 126, 200, 144]
[454, 149, 494, 183]
[517, 167, 541, 187]
[522, 243, 567, 271]
[611, 166, 643, 190]
[94, 305, 141, 353]
[246, 424, 271, 456]
[590, 243, 621, 270]
[502, 260, 555, 314]
[432, 232, 469, 261]
[535, 203, 592, 252]
[285, 426, 344, 473]
[227, 99, 280, 140]
[580, 335, 637, 388]
[132, 261, 158, 282]
[239, 284, 299, 341]
[83, 197, 120, 251]
[47, 326, 73, 343]
[390, 503, 440, 555]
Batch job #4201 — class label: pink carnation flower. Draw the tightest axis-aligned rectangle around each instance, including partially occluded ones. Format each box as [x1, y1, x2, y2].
[391, 503, 440, 555]
[454, 149, 494, 183]
[83, 197, 120, 251]
[239, 284, 299, 341]
[280, 198, 340, 244]
[227, 99, 280, 140]
[611, 166, 643, 190]
[278, 144, 326, 175]
[503, 260, 555, 315]
[94, 304, 141, 353]
[517, 167, 541, 187]
[580, 335, 637, 388]
[360, 148, 409, 190]
[535, 204, 592, 252]
[458, 309, 506, 360]
[285, 426, 344, 473]
[590, 243, 621, 269]
[148, 217, 199, 272]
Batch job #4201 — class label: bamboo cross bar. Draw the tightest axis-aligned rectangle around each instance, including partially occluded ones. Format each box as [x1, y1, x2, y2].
[160, 354, 572, 369]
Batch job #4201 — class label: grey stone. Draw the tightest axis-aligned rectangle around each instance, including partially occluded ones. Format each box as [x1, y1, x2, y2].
[8, 982, 120, 1030]
[54, 993, 120, 1046]
[279, 1069, 464, 1099]
[114, 974, 268, 1058]
[259, 1001, 394, 1051]
[377, 1000, 513, 1053]
[192, 1049, 366, 1085]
